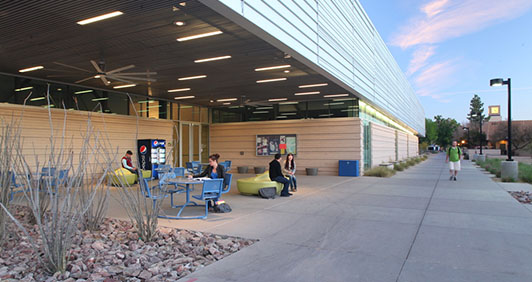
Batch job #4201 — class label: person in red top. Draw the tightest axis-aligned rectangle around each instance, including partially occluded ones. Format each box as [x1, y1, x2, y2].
[122, 150, 137, 174]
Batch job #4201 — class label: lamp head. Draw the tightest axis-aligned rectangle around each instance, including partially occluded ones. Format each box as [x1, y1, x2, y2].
[490, 78, 504, 87]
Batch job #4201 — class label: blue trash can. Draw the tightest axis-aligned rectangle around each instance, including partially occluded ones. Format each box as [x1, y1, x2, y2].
[339, 160, 359, 177]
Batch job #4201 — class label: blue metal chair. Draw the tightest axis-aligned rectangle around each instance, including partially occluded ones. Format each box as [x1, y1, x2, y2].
[51, 169, 69, 189]
[223, 160, 232, 172]
[9, 171, 27, 201]
[158, 171, 186, 207]
[186, 162, 202, 174]
[191, 178, 224, 219]
[172, 167, 185, 177]
[222, 173, 232, 195]
[140, 178, 168, 208]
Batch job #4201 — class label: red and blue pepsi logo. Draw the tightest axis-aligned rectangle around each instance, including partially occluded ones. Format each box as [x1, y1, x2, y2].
[153, 140, 158, 146]
[140, 145, 147, 154]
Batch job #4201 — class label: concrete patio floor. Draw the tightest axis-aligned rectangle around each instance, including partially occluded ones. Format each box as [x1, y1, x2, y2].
[106, 154, 532, 282]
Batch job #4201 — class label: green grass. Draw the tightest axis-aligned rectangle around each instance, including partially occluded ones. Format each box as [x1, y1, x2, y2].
[364, 167, 396, 177]
[518, 163, 532, 184]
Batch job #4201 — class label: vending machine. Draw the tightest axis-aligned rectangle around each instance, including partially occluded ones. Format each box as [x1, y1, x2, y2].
[137, 139, 166, 179]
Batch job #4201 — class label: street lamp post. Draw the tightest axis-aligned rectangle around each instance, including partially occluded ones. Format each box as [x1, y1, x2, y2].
[463, 127, 470, 148]
[490, 78, 517, 180]
[490, 78, 512, 161]
[471, 113, 483, 155]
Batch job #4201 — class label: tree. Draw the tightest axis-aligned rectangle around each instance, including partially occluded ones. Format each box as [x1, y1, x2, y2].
[434, 115, 459, 148]
[467, 94, 489, 148]
[491, 122, 532, 153]
[420, 118, 437, 144]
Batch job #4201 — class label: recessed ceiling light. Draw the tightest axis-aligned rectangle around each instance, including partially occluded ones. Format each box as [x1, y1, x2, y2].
[268, 98, 287, 102]
[30, 97, 46, 102]
[254, 65, 291, 72]
[174, 21, 185, 26]
[217, 98, 238, 102]
[324, 94, 349, 98]
[18, 66, 44, 73]
[178, 75, 207, 81]
[276, 116, 287, 119]
[177, 31, 223, 42]
[92, 97, 109, 101]
[223, 102, 231, 105]
[284, 70, 290, 73]
[148, 105, 162, 108]
[210, 100, 214, 103]
[283, 113, 297, 115]
[77, 11, 123, 25]
[168, 88, 191, 93]
[14, 86, 33, 92]
[256, 107, 273, 110]
[74, 89, 93, 94]
[279, 101, 299, 105]
[323, 102, 344, 106]
[94, 75, 101, 78]
[194, 55, 231, 63]
[256, 78, 287, 83]
[253, 111, 269, 114]
[113, 84, 136, 89]
[299, 83, 328, 88]
[294, 91, 320, 96]
[179, 2, 186, 6]
[319, 113, 334, 117]
[174, 95, 195, 100]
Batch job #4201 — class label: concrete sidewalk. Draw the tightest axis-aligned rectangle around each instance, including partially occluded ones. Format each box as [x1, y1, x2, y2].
[165, 154, 532, 282]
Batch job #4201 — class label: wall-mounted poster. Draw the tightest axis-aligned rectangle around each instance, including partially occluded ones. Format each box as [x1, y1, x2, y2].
[256, 134, 297, 156]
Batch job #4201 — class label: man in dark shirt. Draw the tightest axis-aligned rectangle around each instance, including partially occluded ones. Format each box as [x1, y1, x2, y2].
[269, 153, 291, 197]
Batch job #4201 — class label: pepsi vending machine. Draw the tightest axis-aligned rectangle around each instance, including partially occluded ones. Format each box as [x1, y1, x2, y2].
[137, 139, 166, 179]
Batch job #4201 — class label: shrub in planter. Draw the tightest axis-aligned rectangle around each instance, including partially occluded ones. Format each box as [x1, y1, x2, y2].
[502, 177, 515, 182]
[364, 167, 396, 177]
[394, 164, 404, 171]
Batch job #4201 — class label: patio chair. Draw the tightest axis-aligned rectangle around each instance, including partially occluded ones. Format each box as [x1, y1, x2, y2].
[191, 178, 224, 219]
[222, 173, 232, 194]
[9, 171, 27, 201]
[185, 161, 202, 174]
[140, 178, 168, 208]
[172, 167, 185, 177]
[219, 161, 231, 172]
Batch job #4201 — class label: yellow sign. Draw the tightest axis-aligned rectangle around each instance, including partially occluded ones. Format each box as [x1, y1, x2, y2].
[489, 105, 500, 116]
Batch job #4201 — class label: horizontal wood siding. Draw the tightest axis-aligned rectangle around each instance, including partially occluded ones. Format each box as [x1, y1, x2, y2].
[370, 122, 396, 166]
[397, 131, 408, 160]
[210, 118, 363, 176]
[408, 135, 419, 157]
[0, 104, 174, 170]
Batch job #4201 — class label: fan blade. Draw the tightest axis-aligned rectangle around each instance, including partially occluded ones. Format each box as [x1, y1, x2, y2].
[53, 62, 91, 73]
[106, 76, 134, 84]
[75, 77, 94, 83]
[47, 74, 76, 78]
[100, 76, 110, 85]
[108, 74, 156, 82]
[114, 72, 157, 75]
[90, 60, 104, 73]
[107, 64, 135, 74]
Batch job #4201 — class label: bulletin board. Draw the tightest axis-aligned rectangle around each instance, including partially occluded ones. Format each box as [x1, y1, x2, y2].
[256, 134, 297, 156]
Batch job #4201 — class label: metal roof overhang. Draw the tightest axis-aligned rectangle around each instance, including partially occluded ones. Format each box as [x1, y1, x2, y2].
[0, 0, 354, 107]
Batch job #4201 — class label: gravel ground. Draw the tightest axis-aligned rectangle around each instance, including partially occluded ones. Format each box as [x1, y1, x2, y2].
[0, 205, 256, 281]
[508, 191, 532, 204]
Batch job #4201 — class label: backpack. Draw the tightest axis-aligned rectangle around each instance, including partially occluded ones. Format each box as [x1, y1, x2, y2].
[258, 187, 277, 199]
[448, 146, 461, 156]
[213, 203, 232, 213]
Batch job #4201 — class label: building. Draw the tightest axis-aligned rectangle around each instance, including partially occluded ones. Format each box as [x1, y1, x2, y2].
[0, 0, 424, 175]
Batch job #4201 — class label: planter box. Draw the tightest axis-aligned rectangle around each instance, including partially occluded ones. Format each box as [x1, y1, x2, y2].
[254, 166, 266, 174]
[237, 166, 249, 174]
[379, 163, 394, 170]
[306, 168, 318, 176]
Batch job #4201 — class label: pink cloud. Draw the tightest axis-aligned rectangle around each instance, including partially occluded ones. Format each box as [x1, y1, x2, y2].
[391, 0, 532, 49]
[421, 0, 450, 17]
[414, 60, 457, 101]
[406, 45, 437, 76]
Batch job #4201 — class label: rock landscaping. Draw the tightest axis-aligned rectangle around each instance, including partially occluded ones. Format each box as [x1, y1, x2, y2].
[508, 191, 532, 204]
[0, 205, 256, 281]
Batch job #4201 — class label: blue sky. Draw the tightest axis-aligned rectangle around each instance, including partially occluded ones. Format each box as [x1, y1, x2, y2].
[359, 0, 532, 124]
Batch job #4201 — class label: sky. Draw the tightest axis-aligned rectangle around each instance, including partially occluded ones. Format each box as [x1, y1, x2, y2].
[359, 0, 532, 124]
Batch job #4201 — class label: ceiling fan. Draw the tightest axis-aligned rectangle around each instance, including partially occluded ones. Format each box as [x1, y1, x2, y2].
[51, 60, 157, 86]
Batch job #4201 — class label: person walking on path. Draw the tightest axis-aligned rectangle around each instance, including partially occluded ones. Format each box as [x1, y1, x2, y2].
[446, 141, 462, 181]
[269, 153, 291, 197]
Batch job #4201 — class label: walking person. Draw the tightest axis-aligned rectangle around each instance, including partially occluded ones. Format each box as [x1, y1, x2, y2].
[283, 153, 297, 192]
[269, 153, 291, 197]
[445, 141, 462, 181]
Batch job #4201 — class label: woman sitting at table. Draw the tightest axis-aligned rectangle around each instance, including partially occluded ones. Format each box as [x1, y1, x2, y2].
[188, 153, 225, 179]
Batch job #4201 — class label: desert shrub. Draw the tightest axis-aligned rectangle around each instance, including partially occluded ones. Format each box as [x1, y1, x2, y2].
[406, 159, 416, 167]
[364, 167, 396, 177]
[502, 177, 515, 182]
[394, 164, 404, 171]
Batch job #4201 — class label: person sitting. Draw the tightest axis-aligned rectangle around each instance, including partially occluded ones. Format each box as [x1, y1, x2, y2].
[269, 153, 291, 197]
[283, 153, 297, 192]
[188, 153, 225, 180]
[122, 150, 138, 174]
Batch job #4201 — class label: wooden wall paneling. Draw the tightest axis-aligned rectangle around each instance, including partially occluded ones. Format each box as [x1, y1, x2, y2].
[408, 135, 419, 157]
[397, 131, 408, 160]
[210, 118, 363, 176]
[370, 122, 396, 166]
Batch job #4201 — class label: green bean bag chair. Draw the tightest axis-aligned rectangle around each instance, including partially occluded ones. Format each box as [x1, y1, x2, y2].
[108, 168, 152, 186]
[237, 171, 284, 195]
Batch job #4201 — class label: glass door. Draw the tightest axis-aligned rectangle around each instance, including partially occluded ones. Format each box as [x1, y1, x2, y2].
[179, 123, 207, 166]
